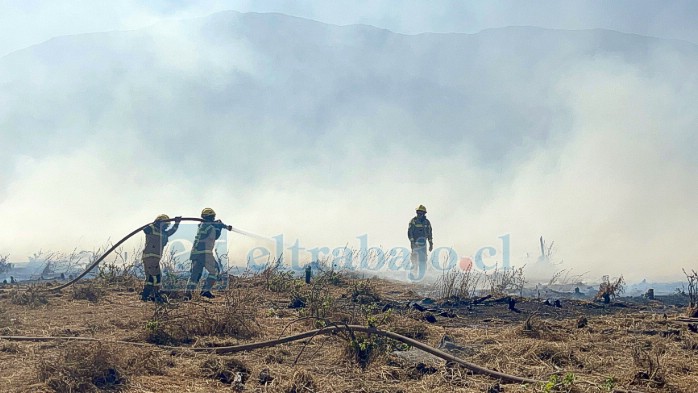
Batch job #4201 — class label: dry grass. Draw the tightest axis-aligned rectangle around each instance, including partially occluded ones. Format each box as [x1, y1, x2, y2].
[200, 356, 250, 388]
[0, 340, 21, 353]
[386, 312, 428, 340]
[485, 266, 527, 297]
[0, 275, 696, 392]
[35, 343, 175, 392]
[283, 369, 316, 393]
[144, 285, 261, 346]
[37, 343, 128, 392]
[10, 285, 49, 308]
[350, 279, 381, 304]
[432, 269, 482, 300]
[71, 282, 107, 303]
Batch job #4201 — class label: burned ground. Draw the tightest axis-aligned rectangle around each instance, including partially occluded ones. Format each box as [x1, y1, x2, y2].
[0, 271, 696, 393]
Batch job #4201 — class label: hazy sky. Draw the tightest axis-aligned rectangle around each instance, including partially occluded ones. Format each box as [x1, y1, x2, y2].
[1, 1, 697, 284]
[2, 0, 698, 57]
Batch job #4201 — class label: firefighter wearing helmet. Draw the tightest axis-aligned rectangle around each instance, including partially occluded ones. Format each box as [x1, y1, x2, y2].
[185, 208, 232, 299]
[141, 213, 181, 302]
[408, 205, 433, 281]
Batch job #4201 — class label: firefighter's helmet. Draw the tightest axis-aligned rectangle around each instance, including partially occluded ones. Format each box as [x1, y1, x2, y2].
[201, 207, 216, 219]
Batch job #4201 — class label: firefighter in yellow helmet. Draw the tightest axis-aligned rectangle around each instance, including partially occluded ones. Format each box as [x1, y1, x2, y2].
[184, 208, 232, 300]
[141, 214, 181, 302]
[408, 205, 433, 280]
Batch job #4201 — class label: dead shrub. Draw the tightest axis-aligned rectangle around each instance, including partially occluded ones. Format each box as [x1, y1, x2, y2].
[432, 269, 482, 300]
[485, 265, 526, 297]
[0, 340, 21, 353]
[533, 344, 584, 369]
[258, 368, 274, 385]
[406, 362, 438, 380]
[288, 290, 307, 309]
[37, 343, 127, 392]
[201, 356, 251, 386]
[520, 314, 568, 342]
[351, 279, 380, 304]
[259, 260, 297, 293]
[0, 305, 8, 328]
[144, 318, 180, 346]
[0, 254, 11, 275]
[388, 314, 428, 340]
[97, 260, 140, 289]
[284, 369, 316, 393]
[682, 336, 698, 351]
[264, 348, 291, 364]
[315, 268, 346, 286]
[145, 286, 260, 345]
[92, 245, 143, 289]
[159, 248, 189, 292]
[200, 286, 260, 338]
[0, 327, 15, 336]
[10, 286, 48, 308]
[595, 275, 625, 304]
[631, 342, 666, 388]
[35, 343, 171, 391]
[124, 349, 174, 376]
[72, 281, 107, 302]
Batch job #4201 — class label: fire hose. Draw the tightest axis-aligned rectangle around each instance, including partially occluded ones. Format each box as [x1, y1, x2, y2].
[1, 325, 539, 384]
[6, 221, 646, 391]
[0, 325, 647, 391]
[8, 221, 545, 384]
[42, 217, 269, 292]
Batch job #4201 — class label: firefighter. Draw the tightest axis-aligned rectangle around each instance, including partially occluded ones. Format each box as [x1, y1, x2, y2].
[408, 205, 433, 281]
[141, 214, 181, 302]
[184, 208, 231, 300]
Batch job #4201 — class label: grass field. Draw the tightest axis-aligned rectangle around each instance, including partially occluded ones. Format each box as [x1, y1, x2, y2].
[0, 269, 696, 393]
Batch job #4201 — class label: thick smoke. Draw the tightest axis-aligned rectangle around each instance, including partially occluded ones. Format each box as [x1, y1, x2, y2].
[1, 12, 696, 283]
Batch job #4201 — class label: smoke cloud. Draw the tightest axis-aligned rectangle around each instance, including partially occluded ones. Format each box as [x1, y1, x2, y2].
[1, 11, 696, 283]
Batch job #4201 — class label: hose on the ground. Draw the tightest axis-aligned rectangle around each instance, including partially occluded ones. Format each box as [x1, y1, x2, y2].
[0, 325, 539, 384]
[0, 326, 648, 392]
[12, 221, 646, 391]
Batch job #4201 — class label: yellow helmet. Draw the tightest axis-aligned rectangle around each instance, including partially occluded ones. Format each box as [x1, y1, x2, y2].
[201, 207, 216, 218]
[155, 214, 170, 221]
[416, 205, 427, 213]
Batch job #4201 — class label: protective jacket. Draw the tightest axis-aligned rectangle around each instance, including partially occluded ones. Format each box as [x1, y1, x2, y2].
[143, 222, 179, 259]
[191, 220, 226, 256]
[408, 216, 433, 245]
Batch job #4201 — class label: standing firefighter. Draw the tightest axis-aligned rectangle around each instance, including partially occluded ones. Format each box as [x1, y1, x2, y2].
[185, 208, 232, 300]
[141, 214, 181, 302]
[408, 205, 433, 281]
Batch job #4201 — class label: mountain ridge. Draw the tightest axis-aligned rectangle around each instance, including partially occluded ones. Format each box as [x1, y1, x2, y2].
[4, 10, 698, 62]
[2, 9, 697, 184]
